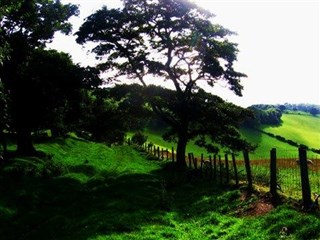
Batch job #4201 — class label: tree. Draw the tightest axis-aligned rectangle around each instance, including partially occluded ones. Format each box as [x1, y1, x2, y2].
[0, 0, 78, 154]
[19, 49, 85, 138]
[76, 0, 249, 168]
[79, 84, 150, 144]
[309, 107, 319, 116]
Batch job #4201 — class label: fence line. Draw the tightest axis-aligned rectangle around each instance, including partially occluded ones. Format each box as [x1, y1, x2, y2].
[130, 139, 320, 208]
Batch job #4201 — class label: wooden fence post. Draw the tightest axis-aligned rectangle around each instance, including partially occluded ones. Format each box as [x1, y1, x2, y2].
[166, 149, 169, 160]
[188, 153, 192, 168]
[161, 148, 164, 160]
[219, 155, 223, 184]
[209, 155, 213, 179]
[213, 154, 217, 180]
[270, 148, 278, 204]
[200, 153, 204, 173]
[192, 154, 197, 169]
[243, 150, 253, 192]
[153, 146, 156, 156]
[299, 147, 312, 209]
[157, 147, 160, 159]
[232, 153, 239, 186]
[172, 147, 175, 162]
[225, 154, 229, 184]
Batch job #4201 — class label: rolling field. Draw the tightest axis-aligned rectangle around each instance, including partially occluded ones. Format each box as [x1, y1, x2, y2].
[262, 113, 320, 150]
[136, 113, 320, 160]
[1, 137, 319, 239]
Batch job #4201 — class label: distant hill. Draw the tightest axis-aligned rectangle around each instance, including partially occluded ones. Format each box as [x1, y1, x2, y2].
[242, 112, 320, 159]
[138, 111, 320, 160]
[261, 113, 320, 150]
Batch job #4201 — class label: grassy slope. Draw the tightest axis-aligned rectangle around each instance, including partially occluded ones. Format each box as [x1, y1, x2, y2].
[1, 137, 319, 240]
[262, 113, 320, 149]
[240, 128, 300, 159]
[135, 113, 320, 159]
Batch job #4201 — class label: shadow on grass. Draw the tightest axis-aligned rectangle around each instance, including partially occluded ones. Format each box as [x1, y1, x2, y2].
[0, 159, 242, 240]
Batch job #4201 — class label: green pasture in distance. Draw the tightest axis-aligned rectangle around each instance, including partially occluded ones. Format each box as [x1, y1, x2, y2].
[262, 113, 320, 150]
[240, 128, 300, 160]
[130, 127, 319, 161]
[128, 130, 208, 157]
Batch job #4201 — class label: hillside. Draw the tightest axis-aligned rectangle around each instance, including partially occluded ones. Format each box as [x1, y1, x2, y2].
[136, 113, 320, 160]
[0, 137, 319, 239]
[262, 113, 320, 150]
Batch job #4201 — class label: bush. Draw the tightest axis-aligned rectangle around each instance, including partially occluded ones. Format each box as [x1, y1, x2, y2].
[131, 132, 148, 146]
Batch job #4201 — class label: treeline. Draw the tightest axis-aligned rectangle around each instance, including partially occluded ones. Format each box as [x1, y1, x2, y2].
[243, 105, 283, 128]
[243, 103, 320, 128]
[275, 103, 320, 116]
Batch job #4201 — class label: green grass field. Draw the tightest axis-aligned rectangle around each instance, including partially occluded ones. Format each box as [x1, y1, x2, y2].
[262, 114, 320, 150]
[240, 128, 302, 159]
[1, 137, 319, 239]
[134, 113, 320, 160]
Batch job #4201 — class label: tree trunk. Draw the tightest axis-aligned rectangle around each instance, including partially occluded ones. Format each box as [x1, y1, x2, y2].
[176, 134, 187, 169]
[17, 127, 36, 155]
[0, 131, 7, 154]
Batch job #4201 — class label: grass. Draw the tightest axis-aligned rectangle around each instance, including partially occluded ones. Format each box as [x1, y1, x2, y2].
[262, 113, 320, 150]
[0, 137, 319, 240]
[240, 128, 300, 159]
[129, 130, 208, 157]
[132, 113, 320, 160]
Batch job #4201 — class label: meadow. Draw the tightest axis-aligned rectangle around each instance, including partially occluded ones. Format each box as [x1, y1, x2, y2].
[1, 136, 319, 240]
[136, 113, 320, 160]
[262, 113, 320, 150]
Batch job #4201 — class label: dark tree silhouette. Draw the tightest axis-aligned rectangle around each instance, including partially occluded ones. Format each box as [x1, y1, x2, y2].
[76, 0, 249, 168]
[0, 0, 78, 154]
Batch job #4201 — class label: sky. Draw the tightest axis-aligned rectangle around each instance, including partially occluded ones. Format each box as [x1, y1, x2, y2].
[48, 0, 320, 107]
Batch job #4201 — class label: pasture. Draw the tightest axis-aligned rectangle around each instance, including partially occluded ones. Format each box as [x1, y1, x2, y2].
[1, 136, 320, 239]
[262, 113, 320, 150]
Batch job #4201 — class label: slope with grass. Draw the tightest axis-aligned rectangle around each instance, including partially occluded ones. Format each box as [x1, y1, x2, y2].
[136, 113, 320, 160]
[0, 137, 320, 239]
[262, 113, 320, 150]
[240, 128, 300, 159]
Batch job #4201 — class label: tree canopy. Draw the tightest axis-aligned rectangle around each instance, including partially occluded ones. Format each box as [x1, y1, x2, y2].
[77, 0, 250, 168]
[0, 0, 79, 154]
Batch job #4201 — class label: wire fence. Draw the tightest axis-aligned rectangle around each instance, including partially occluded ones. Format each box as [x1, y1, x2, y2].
[134, 140, 320, 204]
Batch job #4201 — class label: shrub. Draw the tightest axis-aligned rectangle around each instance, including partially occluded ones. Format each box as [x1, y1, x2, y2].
[131, 132, 148, 146]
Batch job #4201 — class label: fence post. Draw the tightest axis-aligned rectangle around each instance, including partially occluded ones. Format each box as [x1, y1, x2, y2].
[232, 153, 239, 186]
[270, 148, 278, 204]
[166, 149, 169, 160]
[209, 155, 213, 179]
[188, 153, 192, 168]
[213, 154, 217, 180]
[200, 153, 204, 173]
[157, 146, 160, 159]
[172, 147, 175, 162]
[153, 146, 156, 156]
[192, 154, 198, 170]
[299, 147, 312, 209]
[225, 154, 229, 184]
[219, 155, 223, 184]
[243, 150, 253, 192]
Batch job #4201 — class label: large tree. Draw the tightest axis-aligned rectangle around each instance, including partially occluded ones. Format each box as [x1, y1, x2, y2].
[0, 0, 78, 154]
[19, 49, 86, 138]
[77, 0, 249, 168]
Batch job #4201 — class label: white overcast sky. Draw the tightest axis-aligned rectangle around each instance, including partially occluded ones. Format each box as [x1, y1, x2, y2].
[48, 0, 320, 107]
